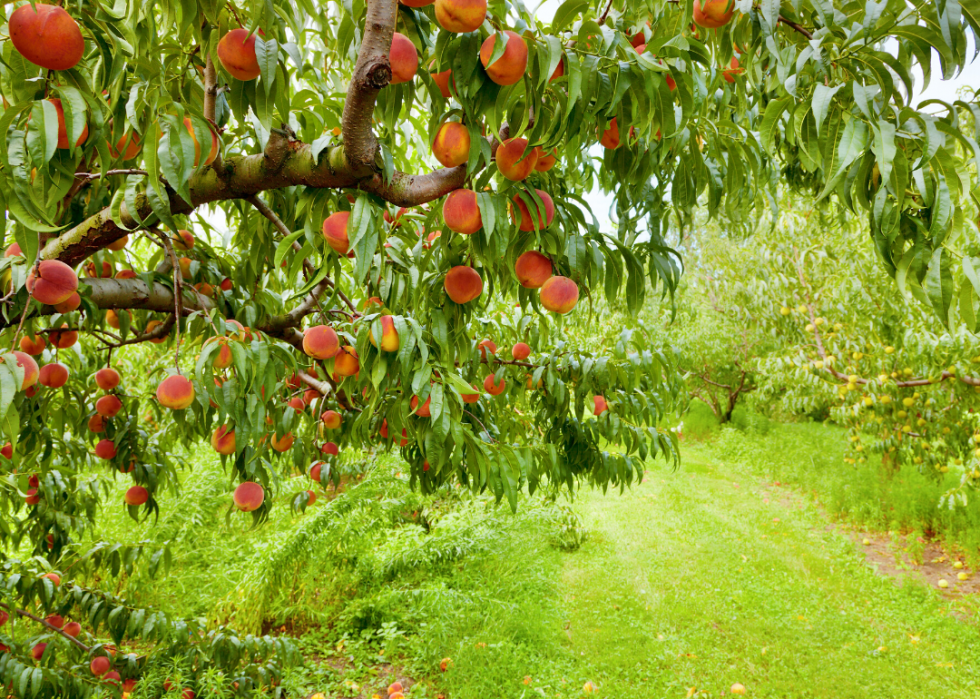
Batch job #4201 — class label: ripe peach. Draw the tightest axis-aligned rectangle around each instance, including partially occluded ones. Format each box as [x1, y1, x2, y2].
[287, 396, 305, 412]
[207, 337, 233, 369]
[96, 395, 122, 418]
[31, 643, 47, 661]
[234, 482, 265, 512]
[512, 342, 531, 360]
[304, 490, 317, 506]
[321, 410, 342, 429]
[363, 296, 384, 311]
[220, 278, 233, 291]
[462, 385, 481, 403]
[95, 439, 117, 460]
[480, 31, 528, 86]
[369, 316, 400, 352]
[44, 615, 63, 629]
[594, 395, 608, 416]
[512, 190, 555, 231]
[496, 138, 538, 181]
[9, 4, 85, 71]
[88, 414, 105, 433]
[484, 374, 506, 396]
[85, 260, 113, 278]
[26, 260, 79, 306]
[444, 265, 483, 304]
[195, 282, 214, 297]
[410, 395, 431, 417]
[183, 117, 219, 167]
[211, 426, 236, 455]
[114, 269, 136, 279]
[389, 33, 418, 85]
[124, 486, 148, 506]
[106, 309, 130, 330]
[540, 275, 579, 314]
[535, 149, 558, 172]
[443, 189, 482, 234]
[334, 346, 360, 377]
[479, 339, 497, 359]
[723, 57, 742, 83]
[432, 121, 471, 168]
[25, 488, 41, 505]
[63, 621, 81, 637]
[4, 243, 22, 258]
[435, 0, 486, 33]
[145, 320, 168, 343]
[19, 334, 45, 356]
[178, 257, 192, 280]
[322, 211, 350, 255]
[90, 657, 111, 676]
[303, 388, 321, 405]
[389, 682, 404, 695]
[104, 671, 121, 685]
[53, 292, 81, 313]
[38, 363, 68, 388]
[550, 58, 564, 82]
[271, 432, 294, 452]
[514, 251, 553, 288]
[600, 118, 620, 149]
[1, 442, 11, 459]
[43, 572, 60, 585]
[321, 441, 339, 456]
[49, 325, 77, 348]
[156, 374, 195, 410]
[303, 325, 340, 359]
[309, 461, 325, 481]
[217, 29, 262, 81]
[95, 368, 121, 391]
[694, 0, 734, 28]
[45, 98, 88, 149]
[173, 230, 195, 251]
[12, 351, 39, 390]
[109, 132, 140, 160]
[432, 67, 453, 98]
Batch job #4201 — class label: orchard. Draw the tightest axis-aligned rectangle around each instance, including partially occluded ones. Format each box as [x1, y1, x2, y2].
[0, 0, 976, 695]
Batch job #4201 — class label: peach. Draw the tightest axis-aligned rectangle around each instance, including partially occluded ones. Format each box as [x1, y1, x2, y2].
[12, 351, 39, 390]
[124, 486, 148, 506]
[694, 0, 734, 28]
[9, 4, 85, 71]
[410, 395, 431, 417]
[514, 251, 553, 288]
[304, 489, 317, 506]
[287, 396, 305, 412]
[369, 316, 400, 352]
[95, 439, 117, 460]
[26, 260, 78, 306]
[363, 296, 383, 311]
[303, 388, 321, 405]
[220, 278, 233, 291]
[95, 368, 121, 391]
[432, 68, 453, 98]
[19, 334, 45, 356]
[389, 682, 404, 695]
[178, 257, 192, 280]
[309, 461, 325, 480]
[321, 410, 342, 429]
[600, 118, 620, 149]
[389, 33, 418, 85]
[540, 275, 579, 314]
[49, 325, 78, 348]
[550, 59, 564, 82]
[1, 442, 11, 458]
[85, 260, 113, 278]
[195, 282, 214, 297]
[462, 385, 481, 403]
[443, 189, 482, 234]
[63, 621, 81, 637]
[512, 190, 555, 231]
[4, 243, 22, 258]
[594, 395, 608, 416]
[109, 132, 140, 160]
[478, 339, 497, 359]
[183, 117, 219, 167]
[334, 346, 360, 377]
[90, 657, 111, 677]
[108, 236, 128, 252]
[484, 374, 506, 396]
[43, 572, 60, 585]
[145, 320, 168, 343]
[45, 615, 63, 629]
[25, 488, 41, 505]
[495, 138, 538, 180]
[96, 395, 123, 418]
[53, 292, 81, 313]
[444, 265, 483, 304]
[304, 325, 340, 359]
[480, 31, 527, 86]
[156, 374, 195, 410]
[234, 481, 265, 512]
[217, 29, 262, 81]
[512, 342, 530, 360]
[322, 211, 350, 255]
[106, 309, 130, 330]
[114, 269, 136, 279]
[321, 441, 339, 456]
[38, 363, 68, 388]
[31, 643, 47, 660]
[434, 0, 486, 33]
[211, 426, 236, 455]
[286, 373, 303, 389]
[723, 57, 742, 83]
[45, 98, 88, 149]
[432, 121, 471, 168]
[174, 230, 195, 251]
[271, 432, 294, 452]
[535, 149, 558, 172]
[104, 671, 121, 685]
[88, 414, 105, 433]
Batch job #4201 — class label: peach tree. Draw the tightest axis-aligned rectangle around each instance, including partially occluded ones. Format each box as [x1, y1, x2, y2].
[0, 0, 977, 695]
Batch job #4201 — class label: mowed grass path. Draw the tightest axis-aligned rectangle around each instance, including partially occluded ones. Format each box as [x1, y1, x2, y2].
[558, 446, 980, 698]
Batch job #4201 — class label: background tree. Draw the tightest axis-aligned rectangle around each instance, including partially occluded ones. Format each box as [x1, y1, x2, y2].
[0, 0, 977, 694]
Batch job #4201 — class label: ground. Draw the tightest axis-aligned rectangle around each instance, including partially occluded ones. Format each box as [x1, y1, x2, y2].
[554, 444, 980, 698]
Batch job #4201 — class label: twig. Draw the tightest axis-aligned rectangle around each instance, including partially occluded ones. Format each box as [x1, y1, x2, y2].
[0, 601, 91, 652]
[597, 0, 615, 25]
[464, 409, 496, 443]
[73, 169, 148, 181]
[778, 15, 814, 40]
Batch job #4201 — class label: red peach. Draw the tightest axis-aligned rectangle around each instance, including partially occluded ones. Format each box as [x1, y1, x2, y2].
[389, 33, 419, 85]
[38, 363, 68, 388]
[271, 432, 294, 452]
[443, 189, 482, 234]
[124, 486, 148, 506]
[90, 656, 111, 676]
[514, 251, 553, 288]
[512, 190, 555, 231]
[233, 482, 265, 512]
[26, 259, 79, 306]
[540, 276, 579, 314]
[114, 269, 137, 279]
[211, 426, 236, 455]
[369, 316, 400, 352]
[45, 98, 88, 149]
[19, 334, 45, 356]
[432, 68, 453, 98]
[304, 325, 340, 359]
[12, 351, 39, 390]
[723, 56, 742, 83]
[535, 149, 558, 171]
[594, 395, 608, 416]
[303, 389, 321, 405]
[334, 346, 360, 377]
[217, 28, 262, 80]
[53, 292, 81, 313]
[432, 121, 471, 168]
[444, 265, 483, 304]
[512, 342, 531, 360]
[95, 368, 121, 391]
[479, 339, 497, 360]
[95, 439, 117, 460]
[600, 118, 621, 149]
[49, 325, 78, 349]
[63, 621, 81, 637]
[25, 488, 40, 505]
[694, 0, 734, 28]
[183, 117, 219, 167]
[4, 243, 22, 258]
[173, 230, 195, 251]
[31, 643, 47, 661]
[480, 31, 528, 86]
[434, 0, 487, 33]
[410, 395, 431, 417]
[462, 385, 481, 403]
[9, 4, 85, 71]
[43, 572, 60, 585]
[88, 414, 105, 433]
[305, 490, 317, 506]
[109, 132, 140, 160]
[145, 320, 168, 343]
[287, 396, 305, 412]
[309, 461, 325, 481]
[321, 410, 342, 429]
[484, 374, 506, 396]
[322, 212, 351, 255]
[495, 138, 539, 181]
[44, 614, 63, 629]
[322, 441, 339, 456]
[0, 442, 10, 459]
[156, 375, 195, 410]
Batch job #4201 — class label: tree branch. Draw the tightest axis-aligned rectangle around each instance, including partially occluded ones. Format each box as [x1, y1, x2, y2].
[778, 15, 814, 40]
[0, 602, 91, 653]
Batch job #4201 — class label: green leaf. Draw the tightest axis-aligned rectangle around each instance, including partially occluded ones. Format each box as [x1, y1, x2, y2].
[924, 247, 954, 327]
[551, 0, 589, 33]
